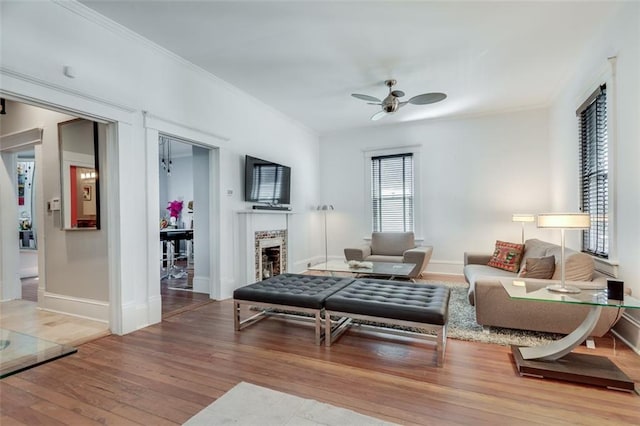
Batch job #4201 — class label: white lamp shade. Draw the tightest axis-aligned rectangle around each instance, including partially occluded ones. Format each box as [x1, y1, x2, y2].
[537, 213, 590, 229]
[512, 214, 535, 223]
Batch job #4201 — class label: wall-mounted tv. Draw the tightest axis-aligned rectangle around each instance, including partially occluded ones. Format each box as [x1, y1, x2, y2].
[244, 155, 291, 205]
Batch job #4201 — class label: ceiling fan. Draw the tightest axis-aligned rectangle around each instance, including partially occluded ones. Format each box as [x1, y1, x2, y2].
[351, 79, 446, 121]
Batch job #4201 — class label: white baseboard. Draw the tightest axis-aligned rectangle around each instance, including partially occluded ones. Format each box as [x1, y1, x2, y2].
[192, 276, 210, 294]
[120, 300, 161, 335]
[149, 294, 162, 325]
[426, 260, 464, 275]
[40, 291, 109, 323]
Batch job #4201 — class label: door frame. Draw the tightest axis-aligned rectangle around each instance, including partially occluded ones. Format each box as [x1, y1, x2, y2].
[143, 112, 228, 318]
[1, 76, 134, 334]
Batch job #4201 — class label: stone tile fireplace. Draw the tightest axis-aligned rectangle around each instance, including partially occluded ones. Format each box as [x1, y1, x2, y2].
[255, 230, 287, 281]
[237, 210, 292, 285]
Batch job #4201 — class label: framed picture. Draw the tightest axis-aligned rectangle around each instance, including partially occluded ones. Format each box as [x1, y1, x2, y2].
[83, 185, 92, 201]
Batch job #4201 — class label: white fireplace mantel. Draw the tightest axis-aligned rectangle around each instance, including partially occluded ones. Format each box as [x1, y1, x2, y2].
[236, 210, 293, 286]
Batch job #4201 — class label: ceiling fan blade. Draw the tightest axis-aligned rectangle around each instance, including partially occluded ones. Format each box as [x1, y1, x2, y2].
[390, 90, 405, 98]
[352, 93, 382, 103]
[408, 92, 447, 105]
[370, 110, 387, 121]
[367, 102, 382, 106]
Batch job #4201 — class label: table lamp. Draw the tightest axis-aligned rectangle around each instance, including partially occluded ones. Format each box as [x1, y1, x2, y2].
[537, 213, 590, 294]
[512, 214, 535, 244]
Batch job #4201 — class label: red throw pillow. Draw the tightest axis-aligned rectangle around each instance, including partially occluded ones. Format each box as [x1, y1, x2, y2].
[487, 240, 524, 273]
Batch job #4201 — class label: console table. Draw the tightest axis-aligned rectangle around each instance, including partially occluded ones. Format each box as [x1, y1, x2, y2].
[501, 279, 639, 392]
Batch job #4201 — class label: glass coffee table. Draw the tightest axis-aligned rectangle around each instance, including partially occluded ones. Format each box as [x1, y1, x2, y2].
[309, 260, 416, 281]
[501, 279, 640, 392]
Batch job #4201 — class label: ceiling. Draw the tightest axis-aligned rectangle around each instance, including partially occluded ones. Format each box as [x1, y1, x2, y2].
[79, 1, 619, 135]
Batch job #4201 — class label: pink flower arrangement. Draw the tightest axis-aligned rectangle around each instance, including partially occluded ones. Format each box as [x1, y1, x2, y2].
[167, 200, 183, 219]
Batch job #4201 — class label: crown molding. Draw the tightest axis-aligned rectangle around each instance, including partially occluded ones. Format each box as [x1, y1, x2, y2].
[53, 1, 317, 139]
[1, 67, 136, 120]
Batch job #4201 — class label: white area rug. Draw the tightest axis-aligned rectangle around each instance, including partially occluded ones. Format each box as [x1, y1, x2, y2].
[183, 382, 396, 426]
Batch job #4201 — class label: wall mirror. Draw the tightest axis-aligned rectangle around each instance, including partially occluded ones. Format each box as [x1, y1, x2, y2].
[58, 118, 100, 230]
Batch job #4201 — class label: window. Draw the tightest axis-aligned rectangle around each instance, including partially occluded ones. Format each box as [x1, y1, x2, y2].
[578, 85, 608, 258]
[371, 153, 414, 232]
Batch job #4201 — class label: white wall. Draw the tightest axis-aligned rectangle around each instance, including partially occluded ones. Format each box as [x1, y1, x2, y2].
[1, 1, 321, 332]
[320, 109, 553, 273]
[161, 155, 193, 228]
[549, 4, 639, 318]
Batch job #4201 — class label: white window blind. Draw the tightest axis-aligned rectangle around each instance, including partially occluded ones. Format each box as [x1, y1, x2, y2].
[578, 85, 608, 258]
[251, 164, 284, 202]
[371, 153, 414, 232]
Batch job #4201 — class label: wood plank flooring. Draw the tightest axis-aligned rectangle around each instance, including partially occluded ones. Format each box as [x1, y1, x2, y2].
[1, 294, 639, 425]
[161, 269, 211, 319]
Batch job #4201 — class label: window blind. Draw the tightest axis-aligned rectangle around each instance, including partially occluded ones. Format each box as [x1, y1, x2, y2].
[578, 85, 608, 258]
[371, 153, 414, 232]
[251, 164, 284, 202]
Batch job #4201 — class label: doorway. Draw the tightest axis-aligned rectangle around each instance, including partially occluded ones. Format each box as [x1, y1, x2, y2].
[158, 135, 212, 317]
[0, 99, 110, 377]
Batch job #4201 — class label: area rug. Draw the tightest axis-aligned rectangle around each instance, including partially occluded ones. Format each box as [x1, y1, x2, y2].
[430, 280, 563, 346]
[183, 382, 396, 425]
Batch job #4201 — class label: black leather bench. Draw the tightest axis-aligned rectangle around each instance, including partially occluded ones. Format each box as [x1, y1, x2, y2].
[324, 278, 450, 366]
[233, 273, 353, 345]
[233, 274, 451, 366]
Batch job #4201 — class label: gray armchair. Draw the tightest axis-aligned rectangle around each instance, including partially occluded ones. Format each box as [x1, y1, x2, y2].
[344, 232, 433, 279]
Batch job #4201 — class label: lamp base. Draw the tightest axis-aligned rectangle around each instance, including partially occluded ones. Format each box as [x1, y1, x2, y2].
[546, 283, 581, 294]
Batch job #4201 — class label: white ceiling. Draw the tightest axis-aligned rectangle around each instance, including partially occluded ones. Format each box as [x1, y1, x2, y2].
[79, 1, 620, 135]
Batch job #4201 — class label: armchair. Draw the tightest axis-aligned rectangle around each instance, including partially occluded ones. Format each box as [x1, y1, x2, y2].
[344, 232, 433, 279]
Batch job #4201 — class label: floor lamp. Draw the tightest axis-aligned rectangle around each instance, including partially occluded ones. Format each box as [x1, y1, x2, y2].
[537, 213, 591, 294]
[317, 204, 334, 265]
[512, 214, 535, 244]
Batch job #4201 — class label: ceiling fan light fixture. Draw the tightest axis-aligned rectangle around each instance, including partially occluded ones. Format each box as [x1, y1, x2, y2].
[352, 79, 446, 121]
[408, 92, 447, 105]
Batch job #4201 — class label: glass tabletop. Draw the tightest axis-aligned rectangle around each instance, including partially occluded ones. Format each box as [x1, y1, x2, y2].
[0, 328, 77, 378]
[309, 260, 415, 276]
[500, 279, 640, 309]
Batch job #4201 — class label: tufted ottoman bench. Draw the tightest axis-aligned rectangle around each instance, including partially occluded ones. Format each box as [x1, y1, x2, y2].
[233, 273, 353, 345]
[324, 278, 450, 366]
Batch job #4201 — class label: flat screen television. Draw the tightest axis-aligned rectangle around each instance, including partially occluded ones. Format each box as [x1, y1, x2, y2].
[244, 155, 291, 205]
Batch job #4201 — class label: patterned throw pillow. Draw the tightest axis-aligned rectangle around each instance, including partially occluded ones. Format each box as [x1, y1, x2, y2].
[487, 240, 524, 272]
[519, 255, 556, 279]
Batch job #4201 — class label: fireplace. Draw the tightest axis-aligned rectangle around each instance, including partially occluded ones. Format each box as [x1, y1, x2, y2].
[237, 210, 291, 285]
[255, 230, 287, 281]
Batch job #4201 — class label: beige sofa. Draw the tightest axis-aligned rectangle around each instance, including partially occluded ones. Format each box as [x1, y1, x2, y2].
[344, 232, 433, 279]
[464, 239, 622, 336]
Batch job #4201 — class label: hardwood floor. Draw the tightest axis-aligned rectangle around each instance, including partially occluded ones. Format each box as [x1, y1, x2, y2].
[1, 297, 638, 425]
[161, 264, 211, 319]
